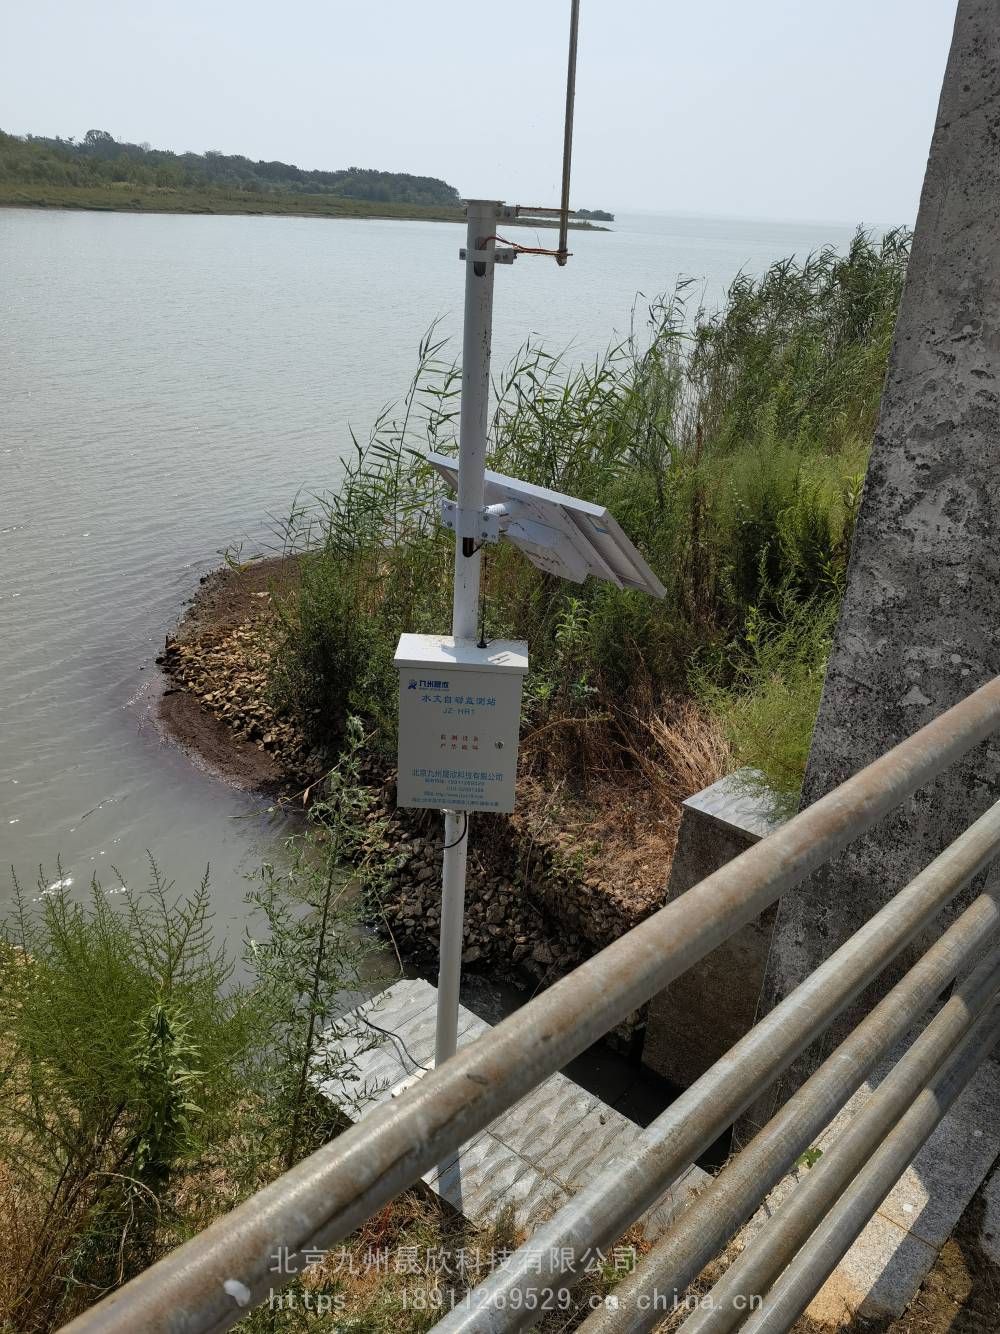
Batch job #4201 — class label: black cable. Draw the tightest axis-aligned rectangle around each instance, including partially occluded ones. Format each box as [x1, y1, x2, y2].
[359, 1013, 431, 1073]
[442, 812, 468, 849]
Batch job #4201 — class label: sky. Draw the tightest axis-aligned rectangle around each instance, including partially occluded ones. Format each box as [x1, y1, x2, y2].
[2, 0, 958, 226]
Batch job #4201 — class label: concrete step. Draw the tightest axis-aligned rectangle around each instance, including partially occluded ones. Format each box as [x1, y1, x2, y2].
[313, 977, 708, 1239]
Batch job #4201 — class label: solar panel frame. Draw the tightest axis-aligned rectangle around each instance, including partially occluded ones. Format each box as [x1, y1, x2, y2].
[426, 452, 666, 599]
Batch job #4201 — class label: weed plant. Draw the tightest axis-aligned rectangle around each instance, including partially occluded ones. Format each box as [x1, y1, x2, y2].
[0, 729, 387, 1333]
[0, 864, 257, 1330]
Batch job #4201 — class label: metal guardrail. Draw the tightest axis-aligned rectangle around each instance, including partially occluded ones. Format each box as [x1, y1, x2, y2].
[582, 925, 1000, 1334]
[570, 886, 1000, 1333]
[60, 676, 1000, 1334]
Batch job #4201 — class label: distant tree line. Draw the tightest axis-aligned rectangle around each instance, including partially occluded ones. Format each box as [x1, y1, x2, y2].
[575, 207, 614, 221]
[0, 128, 462, 207]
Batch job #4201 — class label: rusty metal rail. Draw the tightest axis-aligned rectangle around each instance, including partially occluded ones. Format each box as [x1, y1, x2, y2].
[437, 805, 1000, 1334]
[738, 1008, 1000, 1334]
[58, 676, 1000, 1334]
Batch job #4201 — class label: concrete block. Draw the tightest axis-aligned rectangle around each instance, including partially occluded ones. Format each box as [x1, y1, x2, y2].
[642, 772, 784, 1088]
[807, 1212, 939, 1325]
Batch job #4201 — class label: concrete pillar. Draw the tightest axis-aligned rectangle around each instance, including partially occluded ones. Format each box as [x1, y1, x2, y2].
[642, 774, 783, 1088]
[747, 0, 1000, 1134]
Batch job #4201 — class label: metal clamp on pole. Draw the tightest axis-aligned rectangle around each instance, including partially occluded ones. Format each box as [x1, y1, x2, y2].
[459, 247, 516, 265]
[439, 499, 503, 544]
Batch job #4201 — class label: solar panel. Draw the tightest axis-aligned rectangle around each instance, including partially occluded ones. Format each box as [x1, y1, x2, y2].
[426, 452, 666, 599]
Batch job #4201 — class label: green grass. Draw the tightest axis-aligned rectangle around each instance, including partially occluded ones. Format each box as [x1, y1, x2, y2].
[0, 180, 468, 221]
[693, 593, 839, 816]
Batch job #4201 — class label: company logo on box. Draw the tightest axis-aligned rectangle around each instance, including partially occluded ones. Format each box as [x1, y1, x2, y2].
[407, 678, 450, 690]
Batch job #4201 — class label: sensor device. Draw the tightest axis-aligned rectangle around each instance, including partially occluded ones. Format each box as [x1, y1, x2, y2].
[394, 634, 528, 814]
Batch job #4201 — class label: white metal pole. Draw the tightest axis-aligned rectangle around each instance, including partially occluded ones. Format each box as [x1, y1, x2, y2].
[435, 200, 501, 1067]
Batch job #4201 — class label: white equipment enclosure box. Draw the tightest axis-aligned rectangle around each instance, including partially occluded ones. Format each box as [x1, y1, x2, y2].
[394, 634, 528, 814]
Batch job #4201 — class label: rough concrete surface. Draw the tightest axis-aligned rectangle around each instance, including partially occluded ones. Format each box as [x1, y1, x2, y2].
[752, 0, 1000, 1126]
[314, 978, 709, 1241]
[642, 773, 783, 1088]
[979, 1161, 1000, 1266]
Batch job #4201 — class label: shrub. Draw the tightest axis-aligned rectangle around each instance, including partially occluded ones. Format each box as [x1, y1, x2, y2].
[245, 717, 390, 1171]
[0, 776, 381, 1330]
[0, 864, 257, 1330]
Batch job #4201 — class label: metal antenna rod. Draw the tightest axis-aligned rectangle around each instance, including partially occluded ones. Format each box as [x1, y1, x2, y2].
[557, 0, 581, 265]
[435, 201, 500, 1068]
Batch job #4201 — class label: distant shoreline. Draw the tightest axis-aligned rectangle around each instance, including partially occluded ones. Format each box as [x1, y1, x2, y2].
[0, 184, 610, 230]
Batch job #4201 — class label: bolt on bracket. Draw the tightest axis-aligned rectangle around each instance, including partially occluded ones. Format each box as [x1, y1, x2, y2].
[439, 498, 504, 543]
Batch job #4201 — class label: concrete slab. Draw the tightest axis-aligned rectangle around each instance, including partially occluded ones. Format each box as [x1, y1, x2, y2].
[534, 1105, 641, 1192]
[738, 1035, 1000, 1321]
[314, 979, 483, 1114]
[425, 1132, 571, 1231]
[640, 1165, 709, 1239]
[486, 1076, 601, 1166]
[680, 771, 784, 841]
[807, 1213, 939, 1327]
[876, 1119, 1000, 1250]
[315, 977, 707, 1243]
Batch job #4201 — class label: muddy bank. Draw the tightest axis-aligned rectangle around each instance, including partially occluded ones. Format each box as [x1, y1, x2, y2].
[157, 555, 313, 793]
[156, 557, 685, 1016]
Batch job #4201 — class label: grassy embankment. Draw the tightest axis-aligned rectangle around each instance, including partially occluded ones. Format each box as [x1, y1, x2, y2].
[0, 179, 607, 227]
[0, 178, 469, 220]
[0, 128, 606, 226]
[0, 127, 464, 222]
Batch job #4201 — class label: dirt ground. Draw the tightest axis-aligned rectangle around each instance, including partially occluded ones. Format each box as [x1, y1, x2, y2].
[877, 1176, 1000, 1334]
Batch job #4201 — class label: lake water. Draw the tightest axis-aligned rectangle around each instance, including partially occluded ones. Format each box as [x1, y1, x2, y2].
[1, 205, 856, 933]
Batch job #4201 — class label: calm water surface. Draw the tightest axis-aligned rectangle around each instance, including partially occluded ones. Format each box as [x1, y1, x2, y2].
[1, 206, 855, 930]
